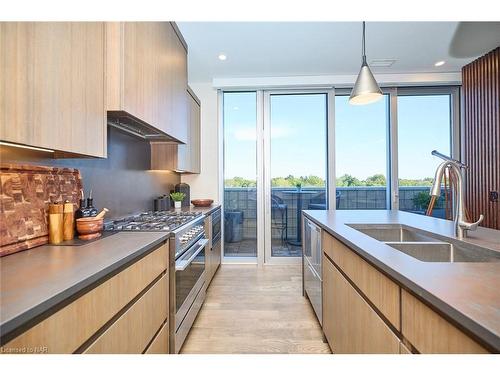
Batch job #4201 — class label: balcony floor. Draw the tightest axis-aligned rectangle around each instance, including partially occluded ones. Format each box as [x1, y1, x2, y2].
[224, 239, 302, 257]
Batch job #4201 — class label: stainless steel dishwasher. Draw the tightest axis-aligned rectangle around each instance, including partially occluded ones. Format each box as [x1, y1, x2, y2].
[303, 217, 322, 325]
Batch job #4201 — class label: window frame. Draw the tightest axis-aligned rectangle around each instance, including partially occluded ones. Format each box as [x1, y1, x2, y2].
[218, 85, 460, 264]
[333, 85, 459, 210]
[393, 86, 460, 211]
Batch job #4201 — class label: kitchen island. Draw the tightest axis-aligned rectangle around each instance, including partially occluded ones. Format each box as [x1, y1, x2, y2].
[303, 209, 500, 353]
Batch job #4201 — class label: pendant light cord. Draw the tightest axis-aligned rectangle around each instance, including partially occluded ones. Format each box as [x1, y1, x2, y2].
[362, 21, 367, 65]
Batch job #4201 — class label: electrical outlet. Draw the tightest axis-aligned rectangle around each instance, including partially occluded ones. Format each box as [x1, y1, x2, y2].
[489, 191, 499, 202]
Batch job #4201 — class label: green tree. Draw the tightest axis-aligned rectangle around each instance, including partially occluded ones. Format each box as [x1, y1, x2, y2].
[225, 177, 256, 187]
[412, 191, 432, 209]
[227, 174, 435, 188]
[337, 174, 362, 187]
[365, 174, 386, 186]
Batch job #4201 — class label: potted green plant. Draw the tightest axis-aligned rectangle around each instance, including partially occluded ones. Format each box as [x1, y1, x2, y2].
[412, 191, 432, 211]
[170, 192, 186, 209]
[295, 182, 302, 192]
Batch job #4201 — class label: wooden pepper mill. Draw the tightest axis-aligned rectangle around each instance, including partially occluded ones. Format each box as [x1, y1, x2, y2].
[63, 201, 75, 241]
[49, 203, 64, 244]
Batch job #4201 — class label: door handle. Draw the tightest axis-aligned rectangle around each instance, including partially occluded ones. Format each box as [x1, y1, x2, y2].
[176, 239, 209, 271]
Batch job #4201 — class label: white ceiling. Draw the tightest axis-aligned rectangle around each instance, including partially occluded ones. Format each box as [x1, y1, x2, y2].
[177, 22, 497, 83]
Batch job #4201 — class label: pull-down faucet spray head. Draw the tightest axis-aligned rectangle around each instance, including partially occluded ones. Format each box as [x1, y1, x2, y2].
[430, 161, 449, 197]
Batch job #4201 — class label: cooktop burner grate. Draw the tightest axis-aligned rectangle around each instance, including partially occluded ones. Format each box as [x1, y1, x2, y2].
[104, 211, 202, 232]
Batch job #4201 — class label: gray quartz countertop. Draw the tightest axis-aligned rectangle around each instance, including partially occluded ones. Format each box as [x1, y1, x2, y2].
[0, 231, 169, 343]
[303, 209, 500, 352]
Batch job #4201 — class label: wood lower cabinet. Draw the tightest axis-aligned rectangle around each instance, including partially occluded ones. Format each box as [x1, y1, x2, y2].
[402, 289, 489, 354]
[0, 243, 169, 354]
[323, 232, 400, 329]
[106, 22, 188, 144]
[319, 226, 491, 354]
[84, 273, 168, 354]
[0, 22, 106, 157]
[145, 320, 169, 354]
[399, 342, 412, 354]
[322, 254, 400, 354]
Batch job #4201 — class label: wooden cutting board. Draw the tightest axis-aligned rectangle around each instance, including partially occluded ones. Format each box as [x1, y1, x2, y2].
[0, 163, 83, 257]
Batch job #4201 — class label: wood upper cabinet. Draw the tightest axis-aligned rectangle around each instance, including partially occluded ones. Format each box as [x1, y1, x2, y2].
[0, 22, 107, 157]
[322, 254, 400, 354]
[106, 22, 188, 144]
[177, 88, 201, 173]
[150, 88, 201, 173]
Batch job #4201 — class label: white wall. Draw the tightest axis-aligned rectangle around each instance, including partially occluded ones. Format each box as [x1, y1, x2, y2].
[181, 82, 220, 202]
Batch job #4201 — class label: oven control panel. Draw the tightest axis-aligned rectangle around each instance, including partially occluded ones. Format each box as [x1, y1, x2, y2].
[179, 225, 205, 245]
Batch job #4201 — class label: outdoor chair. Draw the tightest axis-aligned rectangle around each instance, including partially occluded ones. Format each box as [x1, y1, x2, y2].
[271, 194, 288, 247]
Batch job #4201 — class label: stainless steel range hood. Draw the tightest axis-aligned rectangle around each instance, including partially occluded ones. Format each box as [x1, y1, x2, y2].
[107, 111, 184, 143]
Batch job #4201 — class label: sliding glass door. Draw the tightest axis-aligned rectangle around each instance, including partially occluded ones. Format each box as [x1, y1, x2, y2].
[223, 92, 258, 259]
[222, 90, 331, 264]
[264, 93, 328, 263]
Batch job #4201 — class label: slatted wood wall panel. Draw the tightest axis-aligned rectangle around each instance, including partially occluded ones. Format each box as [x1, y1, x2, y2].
[462, 47, 500, 230]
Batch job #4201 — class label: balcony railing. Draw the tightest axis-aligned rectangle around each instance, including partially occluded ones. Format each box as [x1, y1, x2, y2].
[223, 186, 446, 241]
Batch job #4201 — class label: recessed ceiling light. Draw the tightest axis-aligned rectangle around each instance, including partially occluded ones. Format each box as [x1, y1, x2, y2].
[218, 54, 227, 61]
[434, 60, 446, 67]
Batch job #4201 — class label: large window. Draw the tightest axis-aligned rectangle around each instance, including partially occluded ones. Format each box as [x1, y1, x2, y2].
[397, 93, 453, 217]
[335, 95, 389, 209]
[221, 87, 457, 263]
[334, 87, 457, 214]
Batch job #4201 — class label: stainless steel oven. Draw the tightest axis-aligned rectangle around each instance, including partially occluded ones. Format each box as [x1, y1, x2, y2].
[168, 215, 209, 353]
[175, 237, 208, 324]
[104, 210, 208, 354]
[174, 235, 208, 352]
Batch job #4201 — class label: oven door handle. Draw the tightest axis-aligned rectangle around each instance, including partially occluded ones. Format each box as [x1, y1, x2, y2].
[176, 238, 209, 271]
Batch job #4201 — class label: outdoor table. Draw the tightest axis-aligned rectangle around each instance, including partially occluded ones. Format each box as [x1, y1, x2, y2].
[282, 190, 317, 246]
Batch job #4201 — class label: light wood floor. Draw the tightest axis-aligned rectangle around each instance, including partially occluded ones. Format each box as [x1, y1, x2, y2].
[180, 264, 331, 354]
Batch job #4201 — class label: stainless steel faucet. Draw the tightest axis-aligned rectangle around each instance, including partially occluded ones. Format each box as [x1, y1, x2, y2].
[430, 150, 484, 239]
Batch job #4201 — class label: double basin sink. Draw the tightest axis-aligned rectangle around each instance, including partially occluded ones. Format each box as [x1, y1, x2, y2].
[347, 224, 500, 263]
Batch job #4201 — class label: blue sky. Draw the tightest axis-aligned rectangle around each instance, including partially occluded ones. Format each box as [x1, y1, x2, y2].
[223, 92, 451, 181]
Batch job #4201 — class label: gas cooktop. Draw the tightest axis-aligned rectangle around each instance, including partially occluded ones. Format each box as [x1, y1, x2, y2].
[104, 211, 202, 232]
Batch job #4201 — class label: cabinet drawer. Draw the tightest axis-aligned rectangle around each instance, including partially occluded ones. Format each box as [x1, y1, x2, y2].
[85, 273, 168, 353]
[304, 258, 322, 324]
[322, 232, 400, 329]
[323, 256, 400, 353]
[399, 342, 412, 354]
[401, 289, 489, 353]
[145, 320, 169, 354]
[1, 243, 168, 353]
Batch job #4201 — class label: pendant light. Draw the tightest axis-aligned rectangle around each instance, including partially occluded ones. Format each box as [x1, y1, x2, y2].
[349, 22, 383, 105]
